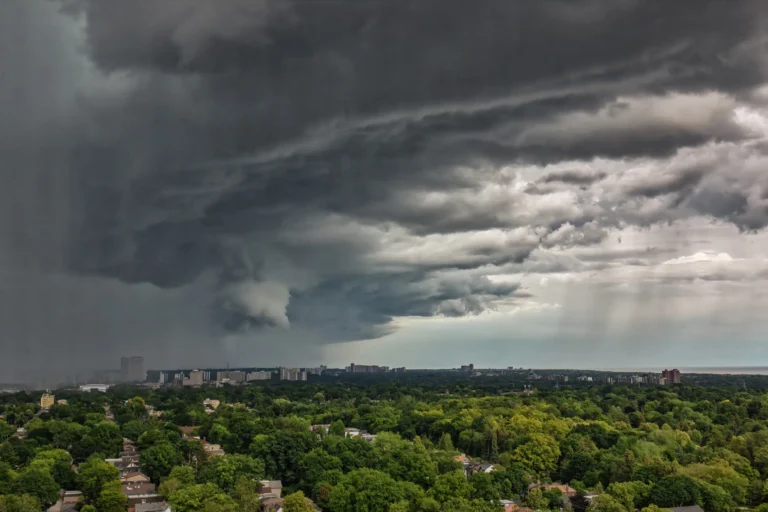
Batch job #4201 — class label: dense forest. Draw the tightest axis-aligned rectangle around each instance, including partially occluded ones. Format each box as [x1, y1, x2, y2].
[2, 379, 768, 512]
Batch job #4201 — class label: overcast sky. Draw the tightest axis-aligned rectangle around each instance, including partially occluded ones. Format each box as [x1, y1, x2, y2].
[4, 0, 768, 384]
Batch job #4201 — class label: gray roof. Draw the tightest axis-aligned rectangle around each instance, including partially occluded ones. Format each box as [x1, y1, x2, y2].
[135, 503, 170, 512]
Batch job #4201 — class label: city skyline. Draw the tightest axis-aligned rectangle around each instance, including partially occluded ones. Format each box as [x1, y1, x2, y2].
[5, 1, 768, 384]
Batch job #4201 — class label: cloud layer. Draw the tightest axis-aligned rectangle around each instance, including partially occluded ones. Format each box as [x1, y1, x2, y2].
[4, 0, 768, 383]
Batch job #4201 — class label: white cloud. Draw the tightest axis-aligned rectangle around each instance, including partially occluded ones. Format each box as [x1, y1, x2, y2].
[662, 251, 735, 265]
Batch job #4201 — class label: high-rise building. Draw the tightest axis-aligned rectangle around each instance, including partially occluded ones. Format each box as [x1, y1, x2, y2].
[228, 371, 247, 383]
[247, 371, 272, 381]
[346, 363, 389, 373]
[40, 392, 54, 409]
[279, 368, 307, 381]
[460, 364, 474, 372]
[184, 370, 204, 387]
[662, 369, 681, 384]
[120, 357, 145, 382]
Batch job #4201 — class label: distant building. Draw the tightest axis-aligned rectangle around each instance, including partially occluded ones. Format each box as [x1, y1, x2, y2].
[229, 371, 247, 383]
[460, 364, 474, 372]
[40, 392, 54, 409]
[529, 483, 578, 498]
[280, 368, 307, 381]
[346, 363, 389, 373]
[56, 399, 68, 405]
[203, 399, 220, 410]
[662, 369, 681, 384]
[79, 383, 111, 392]
[306, 367, 325, 376]
[247, 371, 272, 381]
[259, 480, 283, 499]
[120, 356, 146, 382]
[183, 370, 204, 387]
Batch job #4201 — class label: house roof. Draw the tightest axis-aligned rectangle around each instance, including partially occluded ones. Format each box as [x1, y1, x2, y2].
[122, 482, 157, 495]
[530, 483, 577, 495]
[135, 502, 170, 512]
[121, 471, 151, 481]
[261, 480, 283, 489]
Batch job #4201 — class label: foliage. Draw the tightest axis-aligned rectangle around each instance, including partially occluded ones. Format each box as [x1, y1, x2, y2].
[0, 494, 41, 512]
[140, 441, 184, 482]
[96, 480, 129, 512]
[4, 376, 768, 511]
[284, 491, 316, 512]
[12, 466, 60, 508]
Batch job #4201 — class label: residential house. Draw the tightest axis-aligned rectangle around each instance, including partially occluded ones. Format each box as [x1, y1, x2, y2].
[528, 483, 578, 498]
[501, 500, 534, 512]
[360, 432, 377, 443]
[135, 502, 172, 512]
[309, 424, 331, 434]
[122, 482, 157, 496]
[121, 472, 152, 484]
[259, 480, 283, 499]
[178, 426, 197, 438]
[201, 439, 225, 456]
[125, 492, 165, 512]
[463, 460, 496, 477]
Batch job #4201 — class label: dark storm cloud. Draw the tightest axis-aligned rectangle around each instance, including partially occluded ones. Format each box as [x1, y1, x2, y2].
[540, 169, 608, 186]
[626, 165, 710, 199]
[4, 0, 768, 383]
[54, 0, 768, 336]
[285, 273, 522, 340]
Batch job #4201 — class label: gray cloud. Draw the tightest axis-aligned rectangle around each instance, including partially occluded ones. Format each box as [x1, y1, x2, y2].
[3, 0, 768, 382]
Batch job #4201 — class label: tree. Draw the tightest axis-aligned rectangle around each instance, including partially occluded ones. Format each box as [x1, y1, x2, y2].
[197, 454, 264, 492]
[235, 477, 261, 512]
[328, 469, 407, 512]
[13, 466, 60, 508]
[512, 434, 561, 476]
[96, 480, 129, 512]
[122, 420, 149, 441]
[640, 506, 672, 512]
[442, 498, 503, 512]
[284, 491, 316, 512]
[588, 495, 628, 512]
[141, 441, 184, 483]
[0, 494, 41, 512]
[471, 471, 500, 501]
[438, 433, 455, 452]
[648, 475, 701, 508]
[679, 462, 748, 504]
[428, 470, 471, 503]
[389, 501, 411, 512]
[697, 481, 732, 512]
[168, 465, 197, 485]
[525, 488, 549, 510]
[78, 455, 120, 502]
[159, 478, 184, 498]
[300, 448, 343, 486]
[329, 420, 345, 437]
[168, 483, 231, 512]
[606, 481, 651, 512]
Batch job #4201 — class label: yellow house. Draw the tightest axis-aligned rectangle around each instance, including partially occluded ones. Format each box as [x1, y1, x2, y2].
[40, 392, 54, 409]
